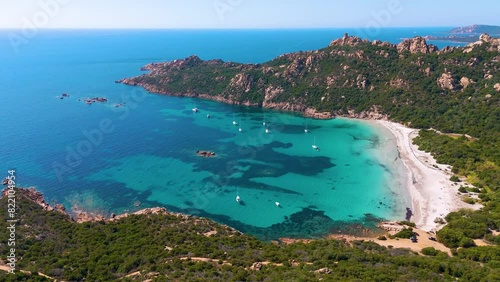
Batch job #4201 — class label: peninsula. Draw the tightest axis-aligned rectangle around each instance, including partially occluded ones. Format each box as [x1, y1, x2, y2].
[424, 25, 500, 43]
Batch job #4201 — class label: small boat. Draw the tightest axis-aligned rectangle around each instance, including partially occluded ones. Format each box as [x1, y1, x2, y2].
[206, 114, 211, 119]
[275, 202, 280, 207]
[232, 114, 237, 125]
[304, 124, 309, 133]
[265, 128, 269, 134]
[192, 108, 199, 113]
[239, 127, 242, 132]
[236, 196, 241, 202]
[312, 136, 319, 150]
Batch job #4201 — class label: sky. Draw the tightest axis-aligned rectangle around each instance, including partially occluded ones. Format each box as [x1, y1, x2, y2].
[0, 0, 498, 29]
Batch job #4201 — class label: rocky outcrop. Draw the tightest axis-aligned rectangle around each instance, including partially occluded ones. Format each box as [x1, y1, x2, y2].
[197, 93, 260, 107]
[54, 204, 66, 214]
[110, 207, 169, 221]
[356, 74, 368, 89]
[2, 187, 70, 217]
[304, 108, 333, 119]
[424, 67, 432, 77]
[264, 85, 284, 101]
[494, 83, 500, 92]
[263, 101, 307, 112]
[464, 33, 500, 53]
[438, 46, 456, 54]
[437, 72, 455, 90]
[16, 188, 51, 211]
[396, 37, 438, 54]
[229, 73, 253, 93]
[329, 33, 368, 47]
[372, 40, 395, 48]
[314, 267, 332, 274]
[390, 77, 409, 89]
[460, 77, 474, 90]
[483, 34, 500, 52]
[73, 209, 106, 223]
[250, 262, 263, 271]
[342, 105, 388, 120]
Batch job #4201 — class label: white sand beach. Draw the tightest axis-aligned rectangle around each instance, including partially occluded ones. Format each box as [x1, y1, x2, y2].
[371, 120, 479, 232]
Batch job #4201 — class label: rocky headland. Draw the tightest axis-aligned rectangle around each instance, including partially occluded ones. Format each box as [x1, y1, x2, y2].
[118, 33, 499, 125]
[2, 187, 185, 224]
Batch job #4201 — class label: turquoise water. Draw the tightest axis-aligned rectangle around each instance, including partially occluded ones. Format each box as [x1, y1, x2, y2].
[0, 28, 463, 239]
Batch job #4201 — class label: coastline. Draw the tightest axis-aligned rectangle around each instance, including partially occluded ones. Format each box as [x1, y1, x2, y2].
[368, 120, 480, 232]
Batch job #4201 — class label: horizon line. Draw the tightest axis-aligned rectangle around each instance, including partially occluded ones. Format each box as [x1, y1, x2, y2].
[0, 26, 462, 31]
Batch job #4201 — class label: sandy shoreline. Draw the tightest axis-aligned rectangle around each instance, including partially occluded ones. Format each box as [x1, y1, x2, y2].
[368, 120, 479, 232]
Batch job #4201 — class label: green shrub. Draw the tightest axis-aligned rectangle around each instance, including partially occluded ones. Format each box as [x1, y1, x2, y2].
[421, 247, 439, 256]
[394, 228, 414, 239]
[463, 197, 476, 205]
[398, 221, 416, 227]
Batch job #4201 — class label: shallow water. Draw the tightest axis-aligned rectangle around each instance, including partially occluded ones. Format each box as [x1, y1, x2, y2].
[0, 28, 454, 239]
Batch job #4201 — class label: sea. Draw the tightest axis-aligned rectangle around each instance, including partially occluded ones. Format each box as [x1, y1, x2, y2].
[0, 28, 467, 240]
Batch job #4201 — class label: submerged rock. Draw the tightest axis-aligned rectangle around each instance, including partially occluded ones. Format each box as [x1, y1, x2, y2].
[196, 150, 216, 157]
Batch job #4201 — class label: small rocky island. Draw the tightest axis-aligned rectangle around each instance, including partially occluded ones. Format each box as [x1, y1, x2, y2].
[59, 93, 70, 99]
[80, 97, 108, 105]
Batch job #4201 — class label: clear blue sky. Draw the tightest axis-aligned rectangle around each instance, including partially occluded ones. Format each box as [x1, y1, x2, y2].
[0, 0, 498, 29]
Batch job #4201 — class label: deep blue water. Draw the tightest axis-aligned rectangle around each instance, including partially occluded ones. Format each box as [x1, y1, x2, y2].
[0, 28, 465, 239]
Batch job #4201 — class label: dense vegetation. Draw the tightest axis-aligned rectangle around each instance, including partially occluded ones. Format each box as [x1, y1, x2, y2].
[122, 34, 500, 249]
[1, 193, 500, 281]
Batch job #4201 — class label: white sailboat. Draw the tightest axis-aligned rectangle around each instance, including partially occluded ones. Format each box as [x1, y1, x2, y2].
[236, 195, 241, 202]
[265, 127, 270, 134]
[304, 124, 309, 133]
[192, 107, 199, 113]
[232, 114, 237, 125]
[312, 136, 319, 150]
[275, 202, 280, 207]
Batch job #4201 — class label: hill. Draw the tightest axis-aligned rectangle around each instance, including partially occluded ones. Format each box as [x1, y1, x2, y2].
[119, 33, 500, 137]
[1, 188, 499, 281]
